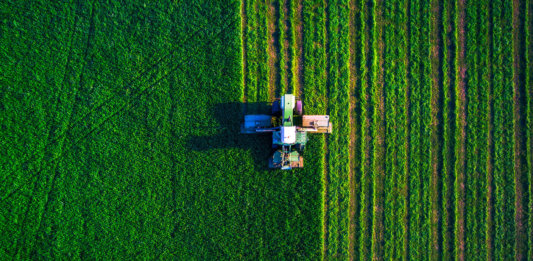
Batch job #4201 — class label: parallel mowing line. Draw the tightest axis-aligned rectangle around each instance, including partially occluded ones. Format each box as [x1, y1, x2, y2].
[245, 0, 258, 107]
[402, 0, 412, 258]
[290, 0, 304, 97]
[326, 0, 339, 257]
[408, 0, 426, 258]
[429, 0, 443, 259]
[322, 0, 352, 258]
[454, 0, 467, 259]
[358, 0, 374, 259]
[382, 0, 398, 259]
[465, 0, 479, 259]
[476, 0, 489, 258]
[511, 0, 528, 259]
[525, 0, 533, 260]
[492, 0, 516, 259]
[257, 0, 270, 104]
[347, 0, 363, 259]
[393, 0, 408, 258]
[420, 0, 432, 258]
[241, 0, 247, 107]
[266, 0, 279, 100]
[441, 0, 457, 259]
[338, 0, 351, 258]
[486, 0, 495, 259]
[370, 0, 386, 259]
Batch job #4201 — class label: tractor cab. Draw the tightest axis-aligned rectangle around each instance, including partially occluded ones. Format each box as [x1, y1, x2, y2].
[241, 94, 332, 170]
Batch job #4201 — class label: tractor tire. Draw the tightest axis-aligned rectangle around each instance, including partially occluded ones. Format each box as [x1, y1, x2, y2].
[272, 100, 281, 116]
[295, 100, 303, 115]
[295, 144, 305, 151]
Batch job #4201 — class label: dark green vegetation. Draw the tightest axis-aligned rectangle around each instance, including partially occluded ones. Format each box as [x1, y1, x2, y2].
[1, 0, 320, 259]
[1, 0, 532, 259]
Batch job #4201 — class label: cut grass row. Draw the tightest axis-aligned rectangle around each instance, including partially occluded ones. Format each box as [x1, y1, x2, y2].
[528, 1, 533, 259]
[429, 0, 443, 259]
[357, 0, 375, 259]
[441, 0, 456, 259]
[324, 0, 351, 258]
[370, 0, 386, 259]
[302, 0, 328, 258]
[383, 0, 406, 259]
[407, 0, 432, 258]
[492, 0, 516, 259]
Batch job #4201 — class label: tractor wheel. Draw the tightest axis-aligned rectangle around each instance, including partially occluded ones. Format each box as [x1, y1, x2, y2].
[295, 100, 303, 115]
[272, 100, 281, 116]
[295, 144, 305, 151]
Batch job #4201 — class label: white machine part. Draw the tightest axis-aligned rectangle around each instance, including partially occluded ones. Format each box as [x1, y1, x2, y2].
[280, 94, 295, 110]
[281, 126, 296, 144]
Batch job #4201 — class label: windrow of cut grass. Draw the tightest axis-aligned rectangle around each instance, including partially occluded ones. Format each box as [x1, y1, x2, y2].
[429, 0, 443, 259]
[406, 0, 432, 259]
[511, 0, 530, 259]
[357, 0, 375, 259]
[323, 0, 351, 259]
[383, 0, 408, 259]
[302, 0, 328, 258]
[370, 0, 386, 259]
[440, 0, 457, 259]
[491, 0, 516, 259]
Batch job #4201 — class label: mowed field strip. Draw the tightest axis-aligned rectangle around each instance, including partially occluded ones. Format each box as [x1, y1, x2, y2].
[1, 0, 531, 259]
[242, 0, 531, 260]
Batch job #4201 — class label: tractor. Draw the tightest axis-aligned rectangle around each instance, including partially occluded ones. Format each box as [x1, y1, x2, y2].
[241, 94, 332, 170]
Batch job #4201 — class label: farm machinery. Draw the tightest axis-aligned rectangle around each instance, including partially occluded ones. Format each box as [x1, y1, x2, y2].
[241, 94, 332, 170]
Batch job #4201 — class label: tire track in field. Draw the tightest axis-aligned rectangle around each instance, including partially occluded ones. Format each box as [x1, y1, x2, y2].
[429, 0, 443, 259]
[454, 0, 467, 259]
[511, 1, 528, 258]
[11, 1, 84, 256]
[0, 3, 232, 191]
[0, 13, 238, 206]
[28, 2, 97, 255]
[371, 0, 385, 259]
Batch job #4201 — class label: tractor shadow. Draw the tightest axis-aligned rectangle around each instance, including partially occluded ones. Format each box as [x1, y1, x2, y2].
[186, 102, 275, 171]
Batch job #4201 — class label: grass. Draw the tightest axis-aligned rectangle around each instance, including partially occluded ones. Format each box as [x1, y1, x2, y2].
[1, 0, 531, 259]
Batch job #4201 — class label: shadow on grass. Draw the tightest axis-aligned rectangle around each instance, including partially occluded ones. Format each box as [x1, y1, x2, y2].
[186, 102, 275, 171]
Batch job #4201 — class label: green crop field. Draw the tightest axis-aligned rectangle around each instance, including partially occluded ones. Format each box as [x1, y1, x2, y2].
[1, 0, 531, 259]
